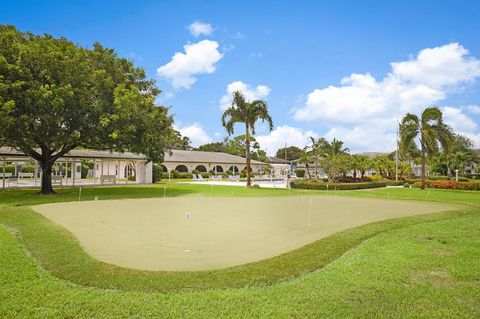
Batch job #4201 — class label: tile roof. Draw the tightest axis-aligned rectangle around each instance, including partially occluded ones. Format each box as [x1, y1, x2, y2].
[164, 149, 265, 164]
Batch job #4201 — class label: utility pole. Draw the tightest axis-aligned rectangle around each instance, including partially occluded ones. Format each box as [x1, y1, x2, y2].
[284, 143, 287, 161]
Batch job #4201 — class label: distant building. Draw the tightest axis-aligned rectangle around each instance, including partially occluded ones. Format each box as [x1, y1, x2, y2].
[160, 150, 268, 175]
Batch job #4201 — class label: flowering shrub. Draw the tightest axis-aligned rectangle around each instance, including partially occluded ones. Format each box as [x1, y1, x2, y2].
[412, 180, 480, 191]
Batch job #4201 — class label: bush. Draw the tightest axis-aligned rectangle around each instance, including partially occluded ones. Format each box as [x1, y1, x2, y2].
[403, 182, 410, 188]
[192, 169, 200, 175]
[226, 170, 233, 176]
[170, 169, 181, 178]
[456, 177, 469, 182]
[428, 176, 449, 181]
[412, 180, 480, 191]
[21, 164, 36, 173]
[152, 164, 163, 183]
[291, 180, 387, 190]
[295, 169, 305, 178]
[240, 169, 247, 178]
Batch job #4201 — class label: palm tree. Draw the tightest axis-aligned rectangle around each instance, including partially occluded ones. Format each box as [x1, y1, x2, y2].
[222, 91, 273, 187]
[318, 138, 350, 181]
[299, 146, 312, 178]
[322, 138, 349, 158]
[439, 131, 473, 178]
[355, 155, 372, 178]
[309, 137, 326, 176]
[400, 107, 449, 189]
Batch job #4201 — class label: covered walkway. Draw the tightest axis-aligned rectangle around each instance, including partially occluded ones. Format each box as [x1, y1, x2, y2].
[0, 147, 152, 190]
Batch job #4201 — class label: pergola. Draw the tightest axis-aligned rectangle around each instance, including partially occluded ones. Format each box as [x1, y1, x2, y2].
[0, 147, 151, 190]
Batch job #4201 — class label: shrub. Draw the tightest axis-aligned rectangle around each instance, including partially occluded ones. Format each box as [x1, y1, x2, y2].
[403, 182, 410, 188]
[226, 170, 233, 176]
[428, 175, 449, 181]
[152, 164, 163, 183]
[192, 169, 200, 175]
[170, 169, 181, 178]
[20, 164, 36, 173]
[240, 169, 247, 178]
[456, 176, 469, 182]
[291, 180, 387, 190]
[412, 180, 480, 191]
[295, 169, 305, 178]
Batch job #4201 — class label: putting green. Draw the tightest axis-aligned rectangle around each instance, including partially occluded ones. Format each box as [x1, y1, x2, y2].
[32, 196, 456, 271]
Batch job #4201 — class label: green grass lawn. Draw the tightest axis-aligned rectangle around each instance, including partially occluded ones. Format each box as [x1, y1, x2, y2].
[0, 183, 479, 318]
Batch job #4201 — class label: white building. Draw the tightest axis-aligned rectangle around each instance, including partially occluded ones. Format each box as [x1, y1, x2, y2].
[160, 150, 268, 175]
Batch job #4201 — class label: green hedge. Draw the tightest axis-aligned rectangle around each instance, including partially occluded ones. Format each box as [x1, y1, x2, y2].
[291, 180, 387, 190]
[295, 169, 305, 178]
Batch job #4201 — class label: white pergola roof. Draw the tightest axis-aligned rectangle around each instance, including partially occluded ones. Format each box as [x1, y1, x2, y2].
[0, 147, 147, 161]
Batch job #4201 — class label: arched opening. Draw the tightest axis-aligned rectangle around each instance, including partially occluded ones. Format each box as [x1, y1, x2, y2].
[214, 165, 224, 173]
[228, 166, 239, 174]
[243, 166, 252, 172]
[175, 165, 188, 172]
[124, 163, 136, 178]
[195, 165, 207, 172]
[159, 165, 168, 172]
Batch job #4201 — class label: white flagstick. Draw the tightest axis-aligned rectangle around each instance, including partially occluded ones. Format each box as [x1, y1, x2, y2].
[184, 212, 191, 252]
[425, 190, 431, 206]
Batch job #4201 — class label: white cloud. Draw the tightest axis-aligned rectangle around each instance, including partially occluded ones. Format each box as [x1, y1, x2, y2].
[293, 43, 480, 151]
[188, 21, 213, 37]
[466, 105, 480, 114]
[441, 106, 480, 147]
[255, 125, 319, 156]
[175, 123, 212, 147]
[219, 81, 271, 110]
[442, 106, 478, 133]
[157, 40, 223, 89]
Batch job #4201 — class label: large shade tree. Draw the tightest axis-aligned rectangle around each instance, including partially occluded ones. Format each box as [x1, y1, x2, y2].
[275, 145, 302, 161]
[0, 25, 175, 194]
[400, 107, 450, 189]
[221, 91, 273, 187]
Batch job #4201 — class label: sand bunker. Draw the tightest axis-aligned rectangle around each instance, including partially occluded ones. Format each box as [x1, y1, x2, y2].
[32, 195, 455, 271]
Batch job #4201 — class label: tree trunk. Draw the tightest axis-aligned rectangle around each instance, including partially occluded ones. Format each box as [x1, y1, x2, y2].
[420, 143, 426, 190]
[446, 157, 452, 179]
[245, 125, 252, 187]
[39, 159, 55, 194]
[353, 169, 357, 179]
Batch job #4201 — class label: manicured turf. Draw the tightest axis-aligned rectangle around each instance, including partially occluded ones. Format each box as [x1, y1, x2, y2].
[32, 196, 454, 271]
[0, 183, 479, 317]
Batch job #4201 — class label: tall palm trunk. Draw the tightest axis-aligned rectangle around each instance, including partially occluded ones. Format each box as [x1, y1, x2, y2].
[420, 140, 426, 190]
[245, 125, 252, 187]
[446, 157, 452, 178]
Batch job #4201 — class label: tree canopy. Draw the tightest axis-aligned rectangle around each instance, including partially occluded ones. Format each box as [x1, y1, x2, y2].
[0, 25, 176, 193]
[275, 146, 302, 161]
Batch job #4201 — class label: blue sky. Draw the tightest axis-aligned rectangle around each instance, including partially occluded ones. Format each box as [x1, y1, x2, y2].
[2, 0, 480, 153]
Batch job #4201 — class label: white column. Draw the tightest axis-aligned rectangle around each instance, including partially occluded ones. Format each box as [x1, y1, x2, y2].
[72, 160, 76, 187]
[34, 162, 38, 187]
[101, 160, 104, 184]
[2, 158, 5, 190]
